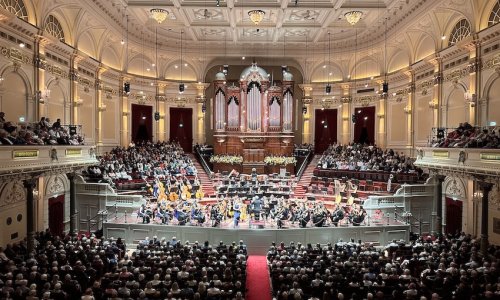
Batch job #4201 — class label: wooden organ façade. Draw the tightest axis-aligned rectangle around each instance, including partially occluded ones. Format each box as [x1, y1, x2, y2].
[213, 64, 295, 174]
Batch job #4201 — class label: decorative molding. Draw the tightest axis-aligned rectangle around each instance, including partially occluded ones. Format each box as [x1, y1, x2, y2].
[1, 182, 26, 206]
[444, 176, 466, 199]
[0, 46, 33, 65]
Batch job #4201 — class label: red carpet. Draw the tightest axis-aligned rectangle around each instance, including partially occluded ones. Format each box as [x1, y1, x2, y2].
[246, 255, 271, 300]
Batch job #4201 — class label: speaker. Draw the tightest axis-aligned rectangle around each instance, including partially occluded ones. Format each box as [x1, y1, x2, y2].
[124, 82, 130, 94]
[437, 128, 445, 139]
[154, 112, 160, 121]
[179, 83, 185, 93]
[382, 82, 389, 94]
[325, 84, 331, 94]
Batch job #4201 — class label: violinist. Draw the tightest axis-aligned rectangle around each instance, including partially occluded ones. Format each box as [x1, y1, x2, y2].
[298, 202, 310, 228]
[233, 199, 242, 227]
[330, 204, 345, 227]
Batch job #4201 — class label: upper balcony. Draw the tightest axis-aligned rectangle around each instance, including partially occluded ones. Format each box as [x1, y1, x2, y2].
[415, 147, 500, 177]
[0, 145, 98, 179]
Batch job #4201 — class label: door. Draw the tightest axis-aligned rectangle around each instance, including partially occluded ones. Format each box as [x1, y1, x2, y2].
[445, 197, 463, 235]
[48, 195, 65, 236]
[132, 104, 153, 142]
[170, 107, 193, 152]
[353, 106, 375, 145]
[314, 109, 337, 154]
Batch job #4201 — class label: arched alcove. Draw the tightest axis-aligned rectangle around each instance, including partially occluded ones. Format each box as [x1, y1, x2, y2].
[446, 87, 467, 127]
[45, 83, 66, 124]
[488, 77, 500, 125]
[0, 72, 27, 122]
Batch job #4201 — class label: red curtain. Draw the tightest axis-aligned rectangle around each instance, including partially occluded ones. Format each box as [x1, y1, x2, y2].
[49, 195, 64, 236]
[446, 197, 463, 235]
[131, 104, 153, 142]
[314, 109, 337, 154]
[169, 107, 193, 152]
[353, 106, 375, 145]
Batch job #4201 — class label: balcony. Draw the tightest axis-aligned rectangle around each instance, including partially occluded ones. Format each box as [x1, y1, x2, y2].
[0, 145, 98, 178]
[415, 147, 500, 177]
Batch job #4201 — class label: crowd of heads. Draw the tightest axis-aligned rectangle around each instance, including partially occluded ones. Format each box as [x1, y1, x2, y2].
[0, 231, 247, 300]
[88, 141, 197, 181]
[318, 143, 420, 174]
[0, 113, 83, 146]
[431, 123, 500, 148]
[268, 233, 500, 300]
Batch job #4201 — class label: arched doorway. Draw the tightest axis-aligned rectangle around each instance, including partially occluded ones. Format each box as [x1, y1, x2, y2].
[314, 109, 337, 154]
[445, 197, 463, 235]
[48, 195, 65, 236]
[170, 107, 193, 152]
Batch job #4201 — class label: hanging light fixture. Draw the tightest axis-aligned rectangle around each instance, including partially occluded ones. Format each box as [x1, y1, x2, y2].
[248, 10, 265, 26]
[150, 8, 169, 24]
[344, 11, 363, 25]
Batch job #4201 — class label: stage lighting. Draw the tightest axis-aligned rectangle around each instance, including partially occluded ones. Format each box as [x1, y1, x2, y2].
[325, 84, 331, 94]
[216, 0, 220, 7]
[281, 65, 287, 73]
[179, 83, 185, 93]
[302, 106, 307, 114]
[154, 112, 160, 121]
[202, 102, 207, 113]
[223, 64, 229, 75]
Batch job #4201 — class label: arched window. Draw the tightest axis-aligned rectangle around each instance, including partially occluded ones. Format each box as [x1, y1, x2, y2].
[0, 0, 28, 21]
[489, 1, 500, 27]
[44, 15, 65, 42]
[449, 19, 471, 46]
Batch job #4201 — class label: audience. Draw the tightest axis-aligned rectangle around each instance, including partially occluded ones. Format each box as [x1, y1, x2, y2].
[431, 123, 500, 148]
[0, 113, 84, 146]
[318, 143, 420, 174]
[0, 231, 247, 300]
[88, 141, 197, 182]
[268, 233, 500, 300]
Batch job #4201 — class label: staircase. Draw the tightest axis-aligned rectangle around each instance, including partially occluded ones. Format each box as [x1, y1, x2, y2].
[189, 154, 215, 197]
[293, 155, 321, 199]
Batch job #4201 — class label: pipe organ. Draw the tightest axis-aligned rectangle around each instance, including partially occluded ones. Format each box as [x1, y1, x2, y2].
[212, 64, 295, 174]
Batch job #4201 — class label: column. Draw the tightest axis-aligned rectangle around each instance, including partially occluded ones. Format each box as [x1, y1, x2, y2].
[69, 53, 84, 125]
[299, 84, 313, 144]
[23, 178, 37, 253]
[376, 80, 387, 148]
[67, 172, 77, 236]
[435, 174, 445, 236]
[95, 66, 107, 147]
[195, 83, 209, 144]
[478, 181, 493, 256]
[341, 84, 351, 144]
[430, 56, 443, 127]
[120, 76, 130, 147]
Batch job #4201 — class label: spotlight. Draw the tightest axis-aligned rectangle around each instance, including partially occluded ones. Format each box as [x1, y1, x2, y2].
[202, 102, 207, 113]
[302, 106, 307, 114]
[295, 0, 299, 5]
[154, 112, 160, 121]
[120, 39, 125, 45]
[223, 64, 229, 75]
[281, 65, 287, 73]
[179, 83, 185, 93]
[216, 0, 220, 7]
[325, 84, 331, 94]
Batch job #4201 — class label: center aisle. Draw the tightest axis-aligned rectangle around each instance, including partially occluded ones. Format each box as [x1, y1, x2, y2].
[246, 255, 272, 300]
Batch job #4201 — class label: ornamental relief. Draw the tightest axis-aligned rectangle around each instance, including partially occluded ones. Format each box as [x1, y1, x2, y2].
[0, 46, 33, 65]
[483, 54, 500, 70]
[443, 176, 466, 199]
[46, 175, 67, 196]
[0, 181, 26, 207]
[489, 185, 499, 206]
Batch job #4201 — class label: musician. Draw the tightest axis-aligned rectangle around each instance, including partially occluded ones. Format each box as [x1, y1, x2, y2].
[312, 203, 327, 227]
[138, 204, 152, 224]
[330, 204, 345, 227]
[155, 204, 169, 224]
[351, 206, 367, 226]
[233, 199, 242, 227]
[298, 202, 310, 228]
[210, 204, 222, 227]
[195, 188, 204, 200]
[250, 196, 263, 221]
[191, 203, 206, 226]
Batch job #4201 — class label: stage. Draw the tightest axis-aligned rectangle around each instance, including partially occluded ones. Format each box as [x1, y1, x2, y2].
[102, 218, 410, 255]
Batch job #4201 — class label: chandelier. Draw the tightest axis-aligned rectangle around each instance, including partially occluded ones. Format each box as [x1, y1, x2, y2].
[344, 11, 363, 25]
[248, 10, 265, 26]
[150, 8, 169, 24]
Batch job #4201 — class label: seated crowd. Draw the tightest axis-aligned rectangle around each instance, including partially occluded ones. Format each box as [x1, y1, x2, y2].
[268, 233, 500, 300]
[87, 141, 197, 182]
[431, 123, 500, 148]
[0, 231, 247, 300]
[0, 113, 84, 146]
[318, 143, 420, 174]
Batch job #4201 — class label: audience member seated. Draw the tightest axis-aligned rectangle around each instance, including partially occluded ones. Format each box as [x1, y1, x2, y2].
[431, 123, 500, 148]
[0, 113, 84, 146]
[0, 230, 247, 300]
[268, 233, 500, 300]
[318, 143, 420, 174]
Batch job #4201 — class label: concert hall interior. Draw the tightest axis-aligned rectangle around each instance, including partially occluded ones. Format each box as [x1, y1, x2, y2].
[0, 0, 499, 299]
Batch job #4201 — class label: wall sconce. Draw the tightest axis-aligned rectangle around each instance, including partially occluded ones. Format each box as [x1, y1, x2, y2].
[377, 113, 385, 119]
[98, 104, 107, 112]
[74, 98, 83, 107]
[428, 99, 438, 109]
[122, 111, 130, 117]
[342, 116, 349, 121]
[36, 88, 51, 104]
[403, 106, 412, 114]
[464, 92, 477, 107]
